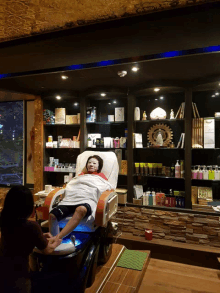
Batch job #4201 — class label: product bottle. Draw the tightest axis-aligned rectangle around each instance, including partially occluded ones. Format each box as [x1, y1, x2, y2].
[171, 163, 175, 177]
[203, 166, 209, 180]
[152, 188, 156, 205]
[148, 190, 153, 206]
[143, 192, 149, 206]
[214, 166, 219, 179]
[175, 160, 181, 178]
[198, 165, 203, 180]
[193, 165, 198, 179]
[208, 166, 215, 180]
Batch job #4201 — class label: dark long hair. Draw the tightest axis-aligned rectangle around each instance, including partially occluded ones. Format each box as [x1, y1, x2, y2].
[86, 155, 103, 173]
[0, 185, 34, 227]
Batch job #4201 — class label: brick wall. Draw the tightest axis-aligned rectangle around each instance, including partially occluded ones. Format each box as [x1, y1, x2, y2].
[113, 206, 220, 247]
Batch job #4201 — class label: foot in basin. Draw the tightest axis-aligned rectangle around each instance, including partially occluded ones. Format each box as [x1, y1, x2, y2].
[49, 155, 109, 240]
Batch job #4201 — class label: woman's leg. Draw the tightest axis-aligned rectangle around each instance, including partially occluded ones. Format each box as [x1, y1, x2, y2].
[57, 205, 87, 239]
[49, 213, 60, 236]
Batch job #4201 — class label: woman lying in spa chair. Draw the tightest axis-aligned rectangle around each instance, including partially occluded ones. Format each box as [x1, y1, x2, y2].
[49, 155, 113, 240]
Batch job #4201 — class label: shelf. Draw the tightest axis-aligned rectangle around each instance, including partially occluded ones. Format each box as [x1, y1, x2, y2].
[44, 124, 80, 126]
[192, 148, 220, 150]
[86, 121, 127, 124]
[45, 148, 80, 150]
[134, 147, 184, 150]
[135, 119, 184, 122]
[134, 174, 184, 179]
[86, 147, 126, 150]
[192, 178, 220, 182]
[44, 171, 75, 173]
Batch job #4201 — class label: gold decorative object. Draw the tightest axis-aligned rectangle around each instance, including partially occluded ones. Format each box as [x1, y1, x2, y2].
[147, 123, 173, 147]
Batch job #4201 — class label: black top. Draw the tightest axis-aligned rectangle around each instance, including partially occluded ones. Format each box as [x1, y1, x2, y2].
[0, 220, 47, 279]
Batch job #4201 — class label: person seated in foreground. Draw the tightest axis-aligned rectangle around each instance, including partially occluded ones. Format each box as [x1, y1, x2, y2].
[49, 155, 113, 241]
[0, 186, 61, 293]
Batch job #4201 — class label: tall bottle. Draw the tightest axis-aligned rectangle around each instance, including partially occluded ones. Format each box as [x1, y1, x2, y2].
[203, 165, 209, 180]
[215, 165, 219, 180]
[175, 160, 181, 178]
[170, 163, 175, 177]
[152, 188, 156, 206]
[198, 165, 203, 180]
[148, 190, 153, 206]
[208, 166, 215, 180]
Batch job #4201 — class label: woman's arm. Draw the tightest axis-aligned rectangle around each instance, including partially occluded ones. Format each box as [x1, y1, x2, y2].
[41, 237, 62, 254]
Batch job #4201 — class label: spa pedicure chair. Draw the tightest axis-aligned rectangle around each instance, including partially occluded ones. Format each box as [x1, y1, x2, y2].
[31, 151, 119, 293]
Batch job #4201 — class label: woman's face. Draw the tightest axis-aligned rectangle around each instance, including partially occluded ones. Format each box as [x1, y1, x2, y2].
[87, 158, 99, 172]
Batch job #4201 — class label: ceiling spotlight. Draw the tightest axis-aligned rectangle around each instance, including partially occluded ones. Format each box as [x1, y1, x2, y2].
[212, 95, 215, 97]
[56, 95, 61, 100]
[155, 99, 158, 101]
[74, 102, 78, 106]
[101, 93, 106, 97]
[117, 70, 127, 77]
[160, 96, 164, 100]
[215, 92, 219, 96]
[131, 66, 139, 72]
[113, 100, 117, 104]
[154, 88, 160, 92]
[108, 103, 111, 105]
[61, 75, 68, 80]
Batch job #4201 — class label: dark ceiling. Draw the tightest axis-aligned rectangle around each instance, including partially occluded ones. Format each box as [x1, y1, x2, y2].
[0, 52, 220, 98]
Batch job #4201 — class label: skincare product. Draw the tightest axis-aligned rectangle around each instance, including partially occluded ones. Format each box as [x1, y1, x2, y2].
[175, 160, 180, 178]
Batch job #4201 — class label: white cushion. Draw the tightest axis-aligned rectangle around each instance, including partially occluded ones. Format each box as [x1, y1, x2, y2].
[75, 151, 119, 189]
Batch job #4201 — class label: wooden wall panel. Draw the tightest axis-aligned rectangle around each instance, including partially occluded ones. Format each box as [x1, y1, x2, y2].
[34, 96, 43, 193]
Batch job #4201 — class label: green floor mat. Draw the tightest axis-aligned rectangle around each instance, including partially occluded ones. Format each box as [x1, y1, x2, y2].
[117, 249, 148, 271]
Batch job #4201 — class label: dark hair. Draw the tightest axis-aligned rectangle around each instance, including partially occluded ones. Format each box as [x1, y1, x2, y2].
[0, 185, 34, 226]
[86, 155, 103, 173]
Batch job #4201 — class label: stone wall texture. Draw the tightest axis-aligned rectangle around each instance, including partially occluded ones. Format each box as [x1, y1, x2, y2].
[0, 0, 218, 42]
[112, 206, 220, 247]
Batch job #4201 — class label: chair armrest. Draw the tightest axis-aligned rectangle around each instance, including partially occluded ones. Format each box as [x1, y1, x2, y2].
[95, 190, 118, 227]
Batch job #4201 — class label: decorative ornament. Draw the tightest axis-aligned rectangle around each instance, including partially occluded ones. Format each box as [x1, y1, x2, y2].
[134, 107, 140, 121]
[147, 123, 173, 147]
[170, 109, 175, 119]
[150, 107, 166, 120]
[142, 111, 147, 121]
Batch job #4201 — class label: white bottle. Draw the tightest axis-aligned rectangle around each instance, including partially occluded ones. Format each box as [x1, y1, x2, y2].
[175, 160, 180, 178]
[152, 189, 156, 205]
[134, 107, 140, 121]
[203, 166, 209, 180]
[143, 192, 149, 205]
[215, 165, 220, 180]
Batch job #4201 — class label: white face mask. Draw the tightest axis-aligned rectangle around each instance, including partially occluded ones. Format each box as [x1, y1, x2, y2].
[87, 158, 99, 172]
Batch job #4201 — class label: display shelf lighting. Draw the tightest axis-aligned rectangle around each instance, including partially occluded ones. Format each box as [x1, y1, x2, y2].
[61, 75, 68, 80]
[160, 96, 164, 100]
[155, 98, 158, 101]
[56, 95, 61, 100]
[154, 88, 160, 92]
[131, 66, 139, 72]
[101, 93, 106, 97]
[215, 92, 219, 96]
[212, 94, 215, 97]
[113, 100, 117, 104]
[74, 102, 78, 106]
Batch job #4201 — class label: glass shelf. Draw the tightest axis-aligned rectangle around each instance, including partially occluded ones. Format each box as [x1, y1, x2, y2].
[44, 124, 80, 126]
[86, 121, 127, 124]
[134, 174, 184, 179]
[134, 147, 184, 150]
[86, 147, 126, 150]
[192, 178, 220, 182]
[135, 119, 184, 122]
[45, 148, 80, 150]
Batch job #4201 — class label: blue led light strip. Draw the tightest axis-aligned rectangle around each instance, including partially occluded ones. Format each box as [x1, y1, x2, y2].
[0, 44, 220, 79]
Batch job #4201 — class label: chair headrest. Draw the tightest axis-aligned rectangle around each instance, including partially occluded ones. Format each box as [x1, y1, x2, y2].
[75, 151, 119, 189]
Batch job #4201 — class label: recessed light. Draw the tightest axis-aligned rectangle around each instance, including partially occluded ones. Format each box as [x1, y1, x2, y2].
[56, 95, 61, 100]
[108, 103, 111, 105]
[117, 70, 127, 77]
[131, 66, 139, 72]
[160, 96, 164, 100]
[219, 83, 220, 86]
[155, 99, 158, 101]
[101, 93, 106, 97]
[212, 95, 215, 97]
[61, 75, 68, 80]
[154, 88, 160, 92]
[215, 92, 219, 96]
[74, 102, 78, 106]
[113, 100, 117, 104]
